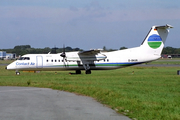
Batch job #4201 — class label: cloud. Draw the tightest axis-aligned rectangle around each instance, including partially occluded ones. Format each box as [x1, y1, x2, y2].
[1, 4, 180, 25]
[95, 9, 180, 22]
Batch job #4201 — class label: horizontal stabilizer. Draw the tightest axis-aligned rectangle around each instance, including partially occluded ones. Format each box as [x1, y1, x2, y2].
[155, 24, 173, 29]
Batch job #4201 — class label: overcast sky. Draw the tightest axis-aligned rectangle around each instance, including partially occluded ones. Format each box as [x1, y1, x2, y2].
[0, 0, 180, 50]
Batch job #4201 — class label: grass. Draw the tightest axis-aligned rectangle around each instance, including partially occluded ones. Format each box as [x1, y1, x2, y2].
[0, 60, 180, 120]
[0, 60, 15, 64]
[148, 58, 180, 65]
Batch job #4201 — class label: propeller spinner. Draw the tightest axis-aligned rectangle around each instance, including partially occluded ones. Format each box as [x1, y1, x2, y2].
[60, 45, 66, 57]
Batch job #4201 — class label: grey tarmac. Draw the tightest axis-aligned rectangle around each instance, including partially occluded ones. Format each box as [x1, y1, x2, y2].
[0, 86, 131, 120]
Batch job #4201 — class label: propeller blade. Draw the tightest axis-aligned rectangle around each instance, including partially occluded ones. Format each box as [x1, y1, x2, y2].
[60, 53, 66, 57]
[60, 45, 66, 57]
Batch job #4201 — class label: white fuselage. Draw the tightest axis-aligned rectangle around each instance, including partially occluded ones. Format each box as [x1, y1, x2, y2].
[6, 46, 160, 72]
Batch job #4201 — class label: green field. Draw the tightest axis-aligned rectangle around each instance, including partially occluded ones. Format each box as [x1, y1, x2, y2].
[148, 58, 180, 65]
[0, 60, 180, 120]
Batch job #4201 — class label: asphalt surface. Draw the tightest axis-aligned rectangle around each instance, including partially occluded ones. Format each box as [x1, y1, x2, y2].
[0, 87, 131, 120]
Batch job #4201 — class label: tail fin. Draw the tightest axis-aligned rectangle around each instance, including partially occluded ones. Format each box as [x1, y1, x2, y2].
[141, 24, 173, 56]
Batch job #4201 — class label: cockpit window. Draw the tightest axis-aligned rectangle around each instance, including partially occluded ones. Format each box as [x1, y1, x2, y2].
[18, 57, 30, 60]
[18, 57, 23, 60]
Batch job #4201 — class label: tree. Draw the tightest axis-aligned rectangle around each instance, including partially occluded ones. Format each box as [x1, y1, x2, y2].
[14, 45, 31, 50]
[162, 46, 176, 54]
[43, 47, 51, 53]
[65, 46, 73, 52]
[103, 46, 107, 51]
[120, 46, 127, 50]
[51, 47, 58, 53]
[73, 48, 81, 51]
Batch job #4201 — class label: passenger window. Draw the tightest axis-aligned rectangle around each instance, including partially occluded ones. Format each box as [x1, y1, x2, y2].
[55, 60, 57, 62]
[51, 60, 53, 62]
[58, 60, 60, 62]
[47, 60, 48, 62]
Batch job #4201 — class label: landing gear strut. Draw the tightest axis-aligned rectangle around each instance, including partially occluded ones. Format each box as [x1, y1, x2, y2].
[83, 64, 91, 74]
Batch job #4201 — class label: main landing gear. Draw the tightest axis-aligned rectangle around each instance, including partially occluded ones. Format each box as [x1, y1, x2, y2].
[75, 70, 91, 74]
[83, 64, 91, 74]
[76, 70, 81, 74]
[85, 70, 91, 74]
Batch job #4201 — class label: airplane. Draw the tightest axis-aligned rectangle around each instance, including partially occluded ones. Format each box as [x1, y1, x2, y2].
[6, 24, 173, 75]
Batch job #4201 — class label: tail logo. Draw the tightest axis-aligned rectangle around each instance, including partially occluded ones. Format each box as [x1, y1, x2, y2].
[148, 34, 162, 49]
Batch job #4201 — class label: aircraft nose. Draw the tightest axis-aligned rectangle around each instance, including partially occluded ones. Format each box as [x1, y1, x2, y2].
[6, 64, 14, 70]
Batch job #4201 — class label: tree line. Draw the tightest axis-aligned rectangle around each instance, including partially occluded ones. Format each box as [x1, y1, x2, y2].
[0, 45, 82, 56]
[0, 45, 180, 56]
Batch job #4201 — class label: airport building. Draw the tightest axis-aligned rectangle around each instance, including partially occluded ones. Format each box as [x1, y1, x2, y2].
[0, 51, 16, 59]
[6, 53, 16, 59]
[0, 51, 6, 59]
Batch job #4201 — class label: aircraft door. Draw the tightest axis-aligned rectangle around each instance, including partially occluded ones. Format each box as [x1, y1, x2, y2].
[36, 56, 43, 68]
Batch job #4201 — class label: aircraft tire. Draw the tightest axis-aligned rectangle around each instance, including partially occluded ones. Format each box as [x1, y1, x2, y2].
[76, 70, 81, 74]
[16, 72, 20, 75]
[85, 70, 91, 74]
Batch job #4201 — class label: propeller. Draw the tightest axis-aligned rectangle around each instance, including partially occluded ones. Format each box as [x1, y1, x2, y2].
[60, 45, 67, 67]
[60, 45, 66, 57]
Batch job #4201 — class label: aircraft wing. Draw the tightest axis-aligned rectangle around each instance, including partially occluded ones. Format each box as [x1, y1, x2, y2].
[77, 49, 106, 61]
[78, 49, 101, 55]
[66, 49, 106, 61]
[78, 49, 106, 72]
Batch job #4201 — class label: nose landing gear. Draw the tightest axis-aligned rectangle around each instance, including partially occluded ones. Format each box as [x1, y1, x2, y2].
[16, 70, 20, 75]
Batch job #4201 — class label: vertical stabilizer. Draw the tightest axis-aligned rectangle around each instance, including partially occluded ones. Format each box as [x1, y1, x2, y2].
[141, 24, 173, 56]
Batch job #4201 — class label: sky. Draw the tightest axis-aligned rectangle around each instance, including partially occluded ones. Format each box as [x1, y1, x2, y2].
[0, 0, 180, 50]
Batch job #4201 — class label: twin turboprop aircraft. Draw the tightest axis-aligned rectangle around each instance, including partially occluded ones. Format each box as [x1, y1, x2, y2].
[6, 24, 173, 75]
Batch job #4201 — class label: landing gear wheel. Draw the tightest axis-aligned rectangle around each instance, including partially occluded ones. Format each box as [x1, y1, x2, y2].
[85, 70, 91, 74]
[76, 70, 81, 74]
[16, 72, 20, 75]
